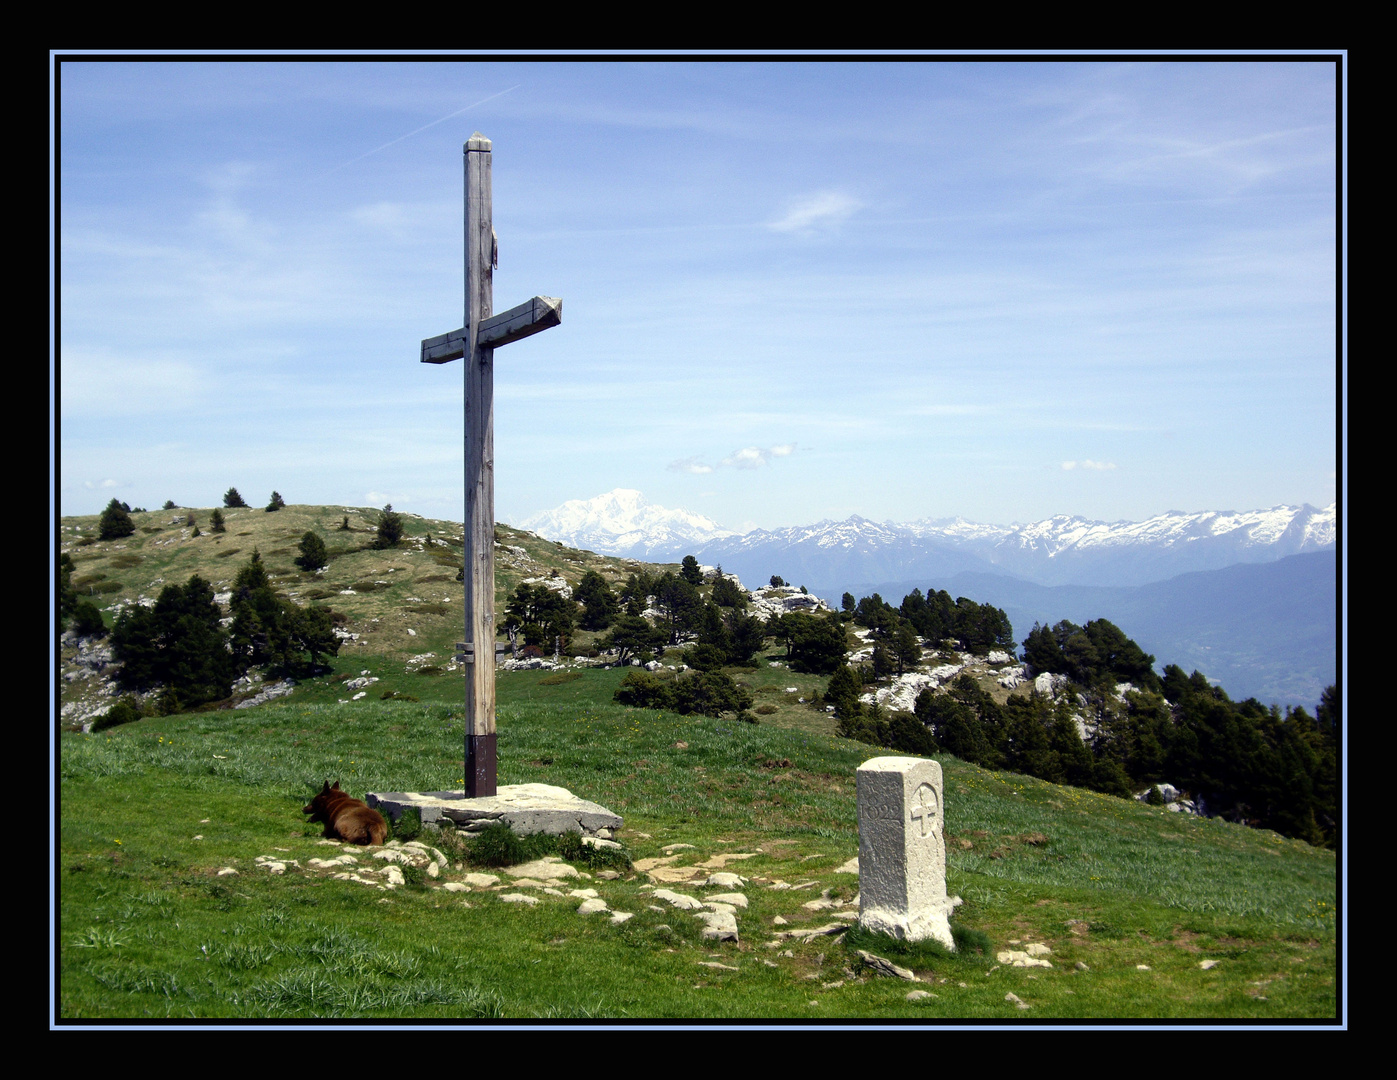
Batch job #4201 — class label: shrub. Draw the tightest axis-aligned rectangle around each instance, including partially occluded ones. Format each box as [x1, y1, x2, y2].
[556, 831, 632, 871]
[392, 807, 423, 842]
[91, 695, 143, 732]
[98, 499, 135, 540]
[162, 500, 177, 510]
[614, 670, 674, 710]
[265, 491, 286, 512]
[467, 823, 529, 867]
[339, 516, 350, 531]
[223, 488, 247, 508]
[72, 601, 107, 637]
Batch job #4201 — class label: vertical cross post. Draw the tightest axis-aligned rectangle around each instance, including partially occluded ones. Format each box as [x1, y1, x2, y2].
[463, 133, 496, 798]
[420, 133, 561, 801]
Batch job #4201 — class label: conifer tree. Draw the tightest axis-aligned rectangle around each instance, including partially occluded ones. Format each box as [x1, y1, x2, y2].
[296, 531, 329, 571]
[373, 504, 404, 549]
[223, 488, 248, 508]
[99, 498, 136, 540]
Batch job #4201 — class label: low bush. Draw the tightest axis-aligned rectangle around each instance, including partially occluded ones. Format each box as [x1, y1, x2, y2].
[467, 823, 544, 868]
[392, 807, 423, 842]
[91, 696, 143, 732]
[557, 831, 632, 871]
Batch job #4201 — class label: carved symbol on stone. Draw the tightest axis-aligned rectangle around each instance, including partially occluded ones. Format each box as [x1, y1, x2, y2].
[909, 783, 940, 839]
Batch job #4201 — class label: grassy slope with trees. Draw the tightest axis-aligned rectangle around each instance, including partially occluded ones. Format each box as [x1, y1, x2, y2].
[56, 503, 1339, 1020]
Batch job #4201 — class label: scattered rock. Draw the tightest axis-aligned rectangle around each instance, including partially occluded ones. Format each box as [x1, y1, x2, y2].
[1005, 992, 1031, 1010]
[906, 989, 935, 1001]
[653, 889, 705, 911]
[1200, 959, 1220, 970]
[693, 910, 740, 941]
[997, 950, 1052, 969]
[857, 950, 919, 981]
[500, 893, 539, 905]
[506, 858, 580, 881]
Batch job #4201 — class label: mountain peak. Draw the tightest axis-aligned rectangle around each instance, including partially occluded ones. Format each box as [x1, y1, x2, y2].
[517, 489, 736, 557]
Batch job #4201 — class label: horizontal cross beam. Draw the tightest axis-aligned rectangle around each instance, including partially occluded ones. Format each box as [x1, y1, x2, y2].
[420, 295, 563, 364]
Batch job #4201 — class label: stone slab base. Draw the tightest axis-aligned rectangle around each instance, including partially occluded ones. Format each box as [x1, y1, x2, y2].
[367, 783, 622, 838]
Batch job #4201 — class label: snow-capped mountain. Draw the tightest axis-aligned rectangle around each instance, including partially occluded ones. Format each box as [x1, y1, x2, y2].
[517, 489, 737, 558]
[514, 491, 1335, 589]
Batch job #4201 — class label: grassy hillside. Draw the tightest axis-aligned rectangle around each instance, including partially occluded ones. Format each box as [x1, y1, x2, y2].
[58, 666, 1336, 1020]
[56, 504, 1339, 1021]
[59, 503, 676, 727]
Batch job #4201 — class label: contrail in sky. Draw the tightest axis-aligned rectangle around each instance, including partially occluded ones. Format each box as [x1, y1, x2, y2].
[319, 85, 522, 177]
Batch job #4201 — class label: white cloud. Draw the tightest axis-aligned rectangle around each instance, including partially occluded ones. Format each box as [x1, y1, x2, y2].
[670, 444, 798, 474]
[722, 447, 769, 470]
[768, 191, 861, 234]
[1061, 460, 1117, 471]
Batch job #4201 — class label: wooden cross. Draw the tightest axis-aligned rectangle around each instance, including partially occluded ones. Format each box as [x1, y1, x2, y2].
[420, 132, 561, 798]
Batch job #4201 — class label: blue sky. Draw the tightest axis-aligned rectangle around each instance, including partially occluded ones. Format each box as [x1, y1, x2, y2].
[56, 58, 1342, 532]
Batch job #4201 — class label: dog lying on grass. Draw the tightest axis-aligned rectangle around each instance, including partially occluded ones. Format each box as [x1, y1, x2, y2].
[302, 780, 388, 846]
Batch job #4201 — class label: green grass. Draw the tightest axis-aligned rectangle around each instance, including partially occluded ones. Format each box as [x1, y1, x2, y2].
[58, 668, 1337, 1021]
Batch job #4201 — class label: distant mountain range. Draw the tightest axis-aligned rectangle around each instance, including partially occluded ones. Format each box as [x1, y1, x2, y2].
[520, 489, 1335, 589]
[516, 490, 1339, 707]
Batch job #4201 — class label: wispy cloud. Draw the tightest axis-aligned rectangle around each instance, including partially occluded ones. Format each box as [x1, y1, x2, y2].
[1061, 460, 1117, 471]
[768, 191, 861, 234]
[671, 444, 796, 473]
[667, 456, 713, 474]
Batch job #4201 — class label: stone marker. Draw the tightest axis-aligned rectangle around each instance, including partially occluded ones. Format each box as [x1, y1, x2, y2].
[856, 756, 955, 950]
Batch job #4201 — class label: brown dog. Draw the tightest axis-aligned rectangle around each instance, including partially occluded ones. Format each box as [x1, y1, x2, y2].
[302, 781, 388, 846]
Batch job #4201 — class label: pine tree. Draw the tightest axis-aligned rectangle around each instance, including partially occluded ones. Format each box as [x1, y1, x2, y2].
[210, 508, 226, 533]
[680, 555, 704, 586]
[296, 531, 329, 571]
[223, 488, 248, 508]
[265, 491, 286, 512]
[374, 504, 404, 549]
[98, 498, 135, 540]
